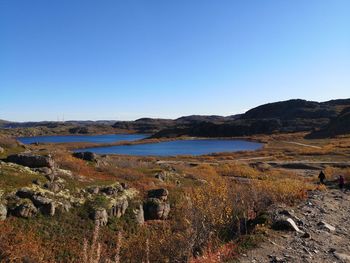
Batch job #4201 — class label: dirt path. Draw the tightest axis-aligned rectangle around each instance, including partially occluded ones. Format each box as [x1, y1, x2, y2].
[281, 141, 322, 149]
[240, 185, 350, 263]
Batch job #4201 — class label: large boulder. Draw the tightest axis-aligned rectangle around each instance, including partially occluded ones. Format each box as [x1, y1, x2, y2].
[143, 198, 170, 220]
[0, 203, 7, 221]
[32, 195, 56, 216]
[6, 154, 54, 168]
[73, 151, 97, 162]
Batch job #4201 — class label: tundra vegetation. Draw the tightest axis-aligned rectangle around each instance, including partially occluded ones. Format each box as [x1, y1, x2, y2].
[1, 99, 350, 262]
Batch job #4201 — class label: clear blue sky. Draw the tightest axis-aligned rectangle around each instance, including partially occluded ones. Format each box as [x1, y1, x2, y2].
[1, 0, 349, 121]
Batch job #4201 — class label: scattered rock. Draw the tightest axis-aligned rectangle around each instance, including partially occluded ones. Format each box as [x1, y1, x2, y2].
[272, 217, 302, 232]
[73, 151, 97, 162]
[318, 221, 336, 232]
[6, 153, 55, 168]
[44, 181, 64, 193]
[155, 171, 169, 181]
[301, 232, 311, 238]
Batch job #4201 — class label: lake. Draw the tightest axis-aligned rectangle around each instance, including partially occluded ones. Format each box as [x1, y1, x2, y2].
[17, 134, 148, 144]
[77, 139, 262, 156]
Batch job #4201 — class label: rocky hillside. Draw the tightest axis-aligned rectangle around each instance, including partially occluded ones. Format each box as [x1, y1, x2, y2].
[152, 99, 350, 138]
[308, 107, 350, 138]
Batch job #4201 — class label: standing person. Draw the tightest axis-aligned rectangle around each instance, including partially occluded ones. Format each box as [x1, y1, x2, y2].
[318, 171, 326, 184]
[339, 175, 345, 190]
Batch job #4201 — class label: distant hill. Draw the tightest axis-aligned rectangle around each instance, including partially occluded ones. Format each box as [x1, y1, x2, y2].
[152, 99, 350, 138]
[307, 107, 350, 138]
[2, 99, 350, 138]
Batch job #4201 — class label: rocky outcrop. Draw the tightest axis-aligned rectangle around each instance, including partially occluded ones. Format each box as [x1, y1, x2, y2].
[31, 195, 55, 216]
[73, 151, 97, 162]
[92, 208, 108, 226]
[14, 199, 38, 218]
[6, 154, 55, 168]
[144, 188, 170, 220]
[15, 188, 56, 216]
[108, 198, 128, 218]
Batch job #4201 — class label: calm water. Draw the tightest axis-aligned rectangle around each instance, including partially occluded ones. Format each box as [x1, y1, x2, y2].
[77, 139, 262, 156]
[18, 134, 148, 144]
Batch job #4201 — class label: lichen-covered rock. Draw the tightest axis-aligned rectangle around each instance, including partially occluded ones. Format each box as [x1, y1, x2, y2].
[108, 198, 128, 218]
[100, 184, 124, 196]
[0, 203, 7, 221]
[44, 181, 64, 193]
[32, 195, 55, 216]
[143, 198, 170, 220]
[6, 153, 55, 168]
[15, 199, 38, 218]
[92, 208, 108, 226]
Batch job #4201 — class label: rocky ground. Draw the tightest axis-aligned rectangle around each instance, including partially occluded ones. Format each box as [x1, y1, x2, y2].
[240, 181, 350, 263]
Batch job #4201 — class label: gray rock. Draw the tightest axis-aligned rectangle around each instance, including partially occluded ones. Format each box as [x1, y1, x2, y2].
[100, 184, 124, 196]
[108, 199, 128, 218]
[155, 171, 168, 181]
[6, 153, 55, 168]
[73, 151, 97, 162]
[0, 146, 4, 154]
[92, 208, 108, 226]
[15, 199, 38, 218]
[143, 198, 170, 220]
[318, 221, 336, 232]
[147, 188, 169, 201]
[87, 186, 100, 194]
[0, 203, 7, 221]
[16, 188, 35, 199]
[44, 181, 63, 192]
[32, 195, 55, 216]
[272, 217, 303, 232]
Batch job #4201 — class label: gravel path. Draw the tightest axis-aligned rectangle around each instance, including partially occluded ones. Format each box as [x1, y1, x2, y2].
[240, 185, 350, 263]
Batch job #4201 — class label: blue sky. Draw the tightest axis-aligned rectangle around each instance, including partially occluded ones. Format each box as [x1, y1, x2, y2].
[1, 0, 349, 121]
